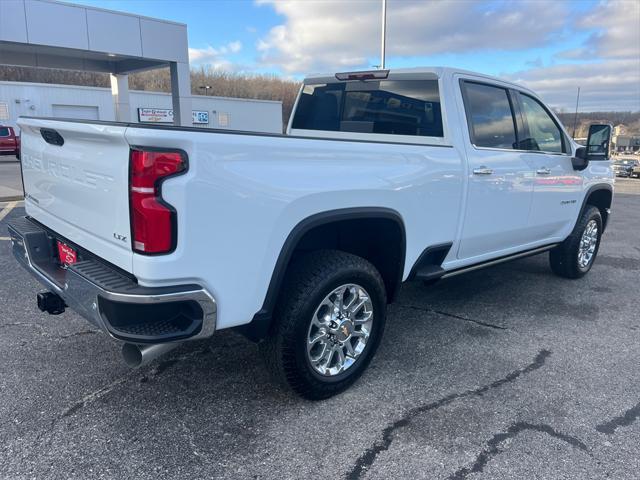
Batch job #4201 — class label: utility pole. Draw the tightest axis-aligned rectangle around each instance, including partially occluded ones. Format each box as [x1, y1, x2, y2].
[572, 86, 581, 139]
[380, 0, 387, 69]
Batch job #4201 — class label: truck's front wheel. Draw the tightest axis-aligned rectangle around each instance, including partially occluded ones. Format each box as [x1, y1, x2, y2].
[549, 205, 603, 279]
[260, 250, 387, 400]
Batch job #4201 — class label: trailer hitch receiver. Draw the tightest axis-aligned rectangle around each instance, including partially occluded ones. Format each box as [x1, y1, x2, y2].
[37, 291, 66, 315]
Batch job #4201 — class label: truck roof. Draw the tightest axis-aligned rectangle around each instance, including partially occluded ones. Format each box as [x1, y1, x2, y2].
[304, 66, 535, 96]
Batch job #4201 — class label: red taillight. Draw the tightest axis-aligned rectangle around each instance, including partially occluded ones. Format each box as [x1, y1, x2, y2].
[129, 149, 186, 254]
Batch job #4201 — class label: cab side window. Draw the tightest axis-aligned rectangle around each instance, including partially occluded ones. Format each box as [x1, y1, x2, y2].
[461, 82, 517, 150]
[519, 94, 565, 153]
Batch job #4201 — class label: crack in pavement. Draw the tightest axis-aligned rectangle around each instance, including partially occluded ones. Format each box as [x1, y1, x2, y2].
[59, 330, 98, 339]
[434, 309, 507, 331]
[18, 371, 135, 467]
[398, 304, 508, 330]
[345, 349, 551, 480]
[0, 322, 47, 330]
[139, 346, 213, 383]
[0, 322, 98, 339]
[181, 422, 206, 461]
[61, 348, 211, 417]
[60, 375, 130, 418]
[596, 401, 640, 435]
[449, 422, 590, 479]
[20, 346, 214, 464]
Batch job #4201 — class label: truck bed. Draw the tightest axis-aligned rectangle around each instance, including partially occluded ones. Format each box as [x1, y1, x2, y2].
[17, 115, 463, 329]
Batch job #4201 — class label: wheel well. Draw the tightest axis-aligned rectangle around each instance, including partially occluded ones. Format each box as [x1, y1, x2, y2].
[585, 188, 612, 229]
[240, 210, 406, 342]
[292, 217, 405, 302]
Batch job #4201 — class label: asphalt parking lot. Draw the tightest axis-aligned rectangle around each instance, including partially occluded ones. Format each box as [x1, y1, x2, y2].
[1, 180, 639, 479]
[0, 156, 23, 202]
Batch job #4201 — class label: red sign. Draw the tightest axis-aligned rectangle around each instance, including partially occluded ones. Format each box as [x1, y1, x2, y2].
[57, 241, 77, 265]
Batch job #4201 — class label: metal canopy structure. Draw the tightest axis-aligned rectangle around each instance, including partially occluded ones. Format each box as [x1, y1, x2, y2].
[0, 0, 192, 125]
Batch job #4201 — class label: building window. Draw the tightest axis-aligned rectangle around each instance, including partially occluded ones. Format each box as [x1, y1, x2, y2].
[0, 102, 9, 121]
[218, 112, 230, 127]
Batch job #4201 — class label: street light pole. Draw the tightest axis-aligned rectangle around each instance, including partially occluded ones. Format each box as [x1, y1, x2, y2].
[380, 0, 387, 69]
[572, 86, 581, 139]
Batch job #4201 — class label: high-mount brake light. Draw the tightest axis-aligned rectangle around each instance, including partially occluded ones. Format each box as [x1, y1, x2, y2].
[129, 149, 186, 255]
[335, 70, 390, 81]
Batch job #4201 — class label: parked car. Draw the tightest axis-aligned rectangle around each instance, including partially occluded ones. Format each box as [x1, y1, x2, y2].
[0, 125, 19, 156]
[612, 158, 639, 177]
[8, 67, 614, 399]
[631, 163, 640, 178]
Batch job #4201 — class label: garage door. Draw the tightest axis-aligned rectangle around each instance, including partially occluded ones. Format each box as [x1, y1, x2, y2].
[51, 104, 100, 120]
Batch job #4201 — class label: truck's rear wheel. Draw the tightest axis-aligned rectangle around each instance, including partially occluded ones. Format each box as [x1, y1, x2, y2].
[260, 250, 387, 400]
[549, 205, 603, 279]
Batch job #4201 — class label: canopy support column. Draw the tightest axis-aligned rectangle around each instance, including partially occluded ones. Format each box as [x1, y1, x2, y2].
[170, 61, 192, 126]
[110, 74, 131, 122]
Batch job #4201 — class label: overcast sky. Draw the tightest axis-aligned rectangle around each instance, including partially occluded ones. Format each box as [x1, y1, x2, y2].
[73, 0, 640, 112]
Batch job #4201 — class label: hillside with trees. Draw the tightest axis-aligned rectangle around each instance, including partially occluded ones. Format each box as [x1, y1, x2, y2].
[555, 111, 640, 138]
[0, 65, 300, 127]
[1, 65, 638, 133]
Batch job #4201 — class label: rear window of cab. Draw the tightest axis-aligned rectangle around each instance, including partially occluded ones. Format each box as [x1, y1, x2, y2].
[292, 80, 444, 138]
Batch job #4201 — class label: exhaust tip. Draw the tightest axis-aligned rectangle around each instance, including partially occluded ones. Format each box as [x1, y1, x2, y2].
[121, 342, 180, 368]
[121, 343, 143, 368]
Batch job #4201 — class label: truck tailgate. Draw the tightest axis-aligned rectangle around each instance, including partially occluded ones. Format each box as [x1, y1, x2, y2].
[18, 118, 133, 272]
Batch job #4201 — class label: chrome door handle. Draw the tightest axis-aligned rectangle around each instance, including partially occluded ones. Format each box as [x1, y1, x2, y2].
[536, 167, 551, 175]
[473, 166, 494, 175]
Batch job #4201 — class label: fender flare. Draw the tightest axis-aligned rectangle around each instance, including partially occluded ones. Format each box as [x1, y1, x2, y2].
[239, 207, 406, 342]
[578, 184, 613, 232]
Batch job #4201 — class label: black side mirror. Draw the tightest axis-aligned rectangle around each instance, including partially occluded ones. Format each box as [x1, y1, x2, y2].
[585, 124, 612, 161]
[572, 147, 589, 171]
[572, 123, 612, 171]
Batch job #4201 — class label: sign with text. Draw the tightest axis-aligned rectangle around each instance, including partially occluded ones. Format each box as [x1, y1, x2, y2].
[138, 108, 172, 123]
[137, 108, 209, 125]
[192, 111, 209, 124]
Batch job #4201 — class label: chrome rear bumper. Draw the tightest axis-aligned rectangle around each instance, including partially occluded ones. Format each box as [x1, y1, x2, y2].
[7, 216, 216, 344]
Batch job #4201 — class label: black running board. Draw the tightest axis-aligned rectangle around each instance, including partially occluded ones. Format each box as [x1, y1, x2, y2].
[414, 265, 446, 281]
[441, 244, 559, 279]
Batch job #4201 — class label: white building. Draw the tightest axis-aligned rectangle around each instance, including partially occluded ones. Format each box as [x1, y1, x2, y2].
[0, 81, 283, 133]
[1, 0, 284, 131]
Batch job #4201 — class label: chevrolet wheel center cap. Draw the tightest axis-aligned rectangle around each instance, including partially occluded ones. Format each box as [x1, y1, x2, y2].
[335, 320, 354, 342]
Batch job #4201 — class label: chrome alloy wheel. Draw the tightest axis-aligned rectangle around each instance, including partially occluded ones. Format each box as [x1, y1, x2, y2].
[578, 219, 598, 268]
[306, 284, 374, 376]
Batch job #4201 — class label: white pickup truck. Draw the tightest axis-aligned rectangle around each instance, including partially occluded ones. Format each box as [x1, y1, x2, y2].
[9, 67, 614, 399]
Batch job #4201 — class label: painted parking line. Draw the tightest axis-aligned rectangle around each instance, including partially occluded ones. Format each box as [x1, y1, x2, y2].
[0, 201, 18, 223]
[0, 200, 23, 208]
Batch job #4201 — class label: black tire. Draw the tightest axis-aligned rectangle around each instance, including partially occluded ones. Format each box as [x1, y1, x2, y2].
[549, 205, 603, 279]
[259, 249, 387, 400]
